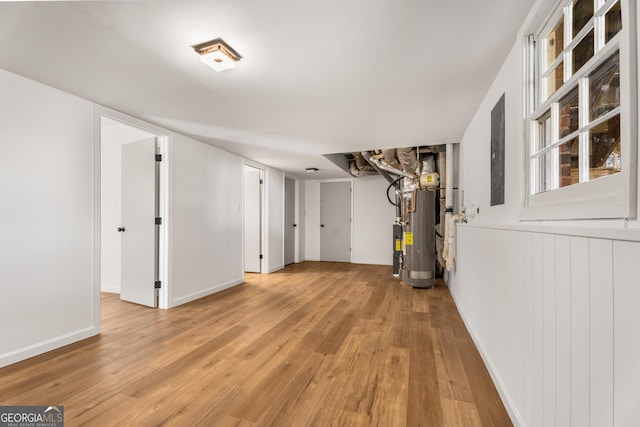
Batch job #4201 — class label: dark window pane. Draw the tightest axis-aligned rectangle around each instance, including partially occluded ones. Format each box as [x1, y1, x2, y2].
[559, 137, 580, 187]
[589, 114, 621, 179]
[573, 29, 594, 74]
[573, 0, 594, 37]
[605, 1, 622, 43]
[589, 51, 620, 121]
[559, 87, 579, 138]
[547, 17, 565, 68]
[546, 62, 564, 99]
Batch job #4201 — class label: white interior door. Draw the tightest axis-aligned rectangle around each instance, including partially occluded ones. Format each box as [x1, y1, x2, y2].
[284, 178, 295, 265]
[244, 166, 262, 273]
[320, 181, 351, 262]
[120, 137, 158, 307]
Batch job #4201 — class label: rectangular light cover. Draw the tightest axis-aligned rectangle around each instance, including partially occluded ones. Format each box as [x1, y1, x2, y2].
[200, 50, 236, 72]
[193, 38, 242, 72]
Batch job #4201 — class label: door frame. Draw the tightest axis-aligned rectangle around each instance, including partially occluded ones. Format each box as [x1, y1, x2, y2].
[243, 161, 266, 273]
[94, 106, 170, 321]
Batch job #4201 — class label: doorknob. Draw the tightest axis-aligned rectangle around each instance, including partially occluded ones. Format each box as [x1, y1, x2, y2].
[293, 224, 297, 227]
[118, 227, 126, 232]
[321, 224, 324, 228]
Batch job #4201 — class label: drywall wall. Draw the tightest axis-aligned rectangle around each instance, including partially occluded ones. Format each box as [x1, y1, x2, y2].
[168, 134, 244, 307]
[457, 41, 521, 225]
[304, 177, 394, 265]
[305, 180, 321, 260]
[100, 119, 155, 293]
[352, 175, 395, 265]
[449, 1, 640, 426]
[295, 179, 306, 262]
[266, 168, 285, 272]
[0, 69, 97, 368]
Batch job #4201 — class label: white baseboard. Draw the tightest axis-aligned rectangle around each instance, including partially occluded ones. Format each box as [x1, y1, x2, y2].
[169, 278, 244, 308]
[351, 259, 393, 266]
[100, 285, 120, 294]
[0, 326, 99, 368]
[267, 264, 285, 273]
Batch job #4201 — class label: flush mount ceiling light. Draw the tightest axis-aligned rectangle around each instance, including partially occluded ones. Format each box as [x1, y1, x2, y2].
[306, 167, 319, 173]
[193, 38, 242, 72]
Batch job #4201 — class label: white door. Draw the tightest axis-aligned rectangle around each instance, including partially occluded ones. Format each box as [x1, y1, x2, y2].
[120, 138, 158, 307]
[244, 166, 262, 273]
[284, 178, 295, 265]
[320, 181, 351, 262]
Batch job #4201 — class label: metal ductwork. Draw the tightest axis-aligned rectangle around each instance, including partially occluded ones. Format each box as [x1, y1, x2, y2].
[348, 152, 377, 177]
[396, 147, 420, 176]
[360, 151, 414, 180]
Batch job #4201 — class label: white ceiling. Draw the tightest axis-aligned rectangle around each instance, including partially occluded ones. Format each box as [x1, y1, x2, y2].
[0, 0, 535, 179]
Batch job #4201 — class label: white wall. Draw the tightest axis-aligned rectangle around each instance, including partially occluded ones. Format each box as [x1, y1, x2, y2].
[304, 177, 394, 265]
[100, 119, 155, 293]
[352, 175, 395, 265]
[168, 134, 244, 307]
[305, 180, 321, 260]
[449, 1, 640, 426]
[295, 179, 306, 262]
[0, 69, 98, 368]
[266, 168, 284, 272]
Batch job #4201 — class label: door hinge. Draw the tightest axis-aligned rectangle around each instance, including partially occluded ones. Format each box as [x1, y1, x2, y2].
[155, 281, 162, 289]
[155, 217, 162, 225]
[259, 254, 263, 259]
[155, 154, 162, 162]
[259, 179, 264, 184]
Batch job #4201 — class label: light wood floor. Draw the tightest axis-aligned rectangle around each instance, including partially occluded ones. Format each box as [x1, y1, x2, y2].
[0, 262, 512, 426]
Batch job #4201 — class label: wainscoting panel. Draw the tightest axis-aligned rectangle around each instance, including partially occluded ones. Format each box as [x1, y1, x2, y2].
[451, 225, 637, 427]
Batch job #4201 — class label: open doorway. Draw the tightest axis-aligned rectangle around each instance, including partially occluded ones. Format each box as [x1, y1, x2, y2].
[100, 115, 167, 308]
[244, 165, 264, 273]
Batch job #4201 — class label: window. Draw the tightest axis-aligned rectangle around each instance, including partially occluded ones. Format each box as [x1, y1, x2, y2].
[524, 0, 635, 220]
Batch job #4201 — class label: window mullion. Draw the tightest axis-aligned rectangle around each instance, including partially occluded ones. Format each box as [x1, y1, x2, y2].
[579, 77, 590, 182]
[564, 5, 573, 82]
[594, 11, 605, 53]
[551, 102, 560, 189]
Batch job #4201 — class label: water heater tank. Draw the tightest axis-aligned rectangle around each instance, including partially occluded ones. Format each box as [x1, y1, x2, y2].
[402, 189, 436, 288]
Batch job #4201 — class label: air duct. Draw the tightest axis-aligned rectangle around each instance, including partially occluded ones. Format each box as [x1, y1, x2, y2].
[360, 151, 414, 180]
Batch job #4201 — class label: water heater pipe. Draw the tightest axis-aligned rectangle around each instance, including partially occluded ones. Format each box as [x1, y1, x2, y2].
[443, 143, 455, 271]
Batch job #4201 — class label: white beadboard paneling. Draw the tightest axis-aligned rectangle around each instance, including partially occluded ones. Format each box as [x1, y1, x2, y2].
[555, 236, 571, 427]
[613, 241, 640, 426]
[589, 239, 614, 427]
[532, 233, 545, 427]
[521, 232, 535, 426]
[570, 237, 590, 427]
[542, 234, 557, 427]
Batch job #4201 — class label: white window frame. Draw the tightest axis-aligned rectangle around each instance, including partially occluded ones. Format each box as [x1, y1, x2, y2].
[522, 0, 637, 220]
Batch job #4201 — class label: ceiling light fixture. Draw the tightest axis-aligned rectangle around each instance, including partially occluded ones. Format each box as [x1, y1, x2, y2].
[306, 167, 319, 173]
[193, 38, 242, 72]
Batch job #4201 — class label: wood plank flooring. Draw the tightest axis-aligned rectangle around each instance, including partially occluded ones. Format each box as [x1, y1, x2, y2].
[0, 262, 512, 426]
